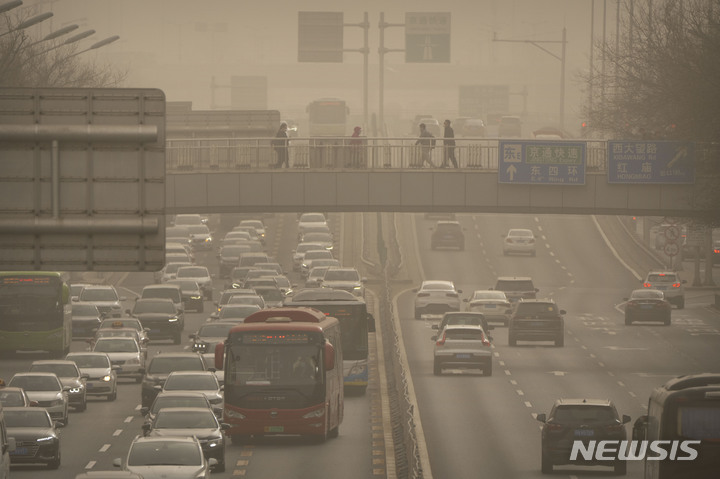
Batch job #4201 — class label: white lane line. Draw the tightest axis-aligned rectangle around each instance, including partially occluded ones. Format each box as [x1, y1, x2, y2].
[498, 361, 506, 366]
[525, 401, 533, 408]
[629, 391, 637, 398]
[505, 370, 512, 376]
[99, 444, 111, 452]
[618, 381, 626, 387]
[591, 215, 642, 280]
[598, 362, 605, 367]
[124, 416, 133, 423]
[516, 390, 525, 396]
[85, 461, 96, 469]
[113, 429, 123, 436]
[134, 405, 142, 411]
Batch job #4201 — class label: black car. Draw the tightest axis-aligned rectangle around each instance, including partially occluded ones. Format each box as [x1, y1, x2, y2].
[142, 407, 229, 472]
[140, 391, 222, 426]
[71, 303, 104, 338]
[127, 298, 183, 345]
[624, 288, 672, 325]
[166, 279, 204, 313]
[537, 398, 631, 475]
[139, 352, 208, 408]
[5, 406, 62, 469]
[508, 299, 565, 347]
[430, 221, 465, 250]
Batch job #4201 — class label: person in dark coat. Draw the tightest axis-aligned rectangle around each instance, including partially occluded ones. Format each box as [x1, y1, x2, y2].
[273, 122, 289, 168]
[442, 119, 458, 168]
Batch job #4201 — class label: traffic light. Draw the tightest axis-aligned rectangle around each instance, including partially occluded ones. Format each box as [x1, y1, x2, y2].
[580, 121, 589, 136]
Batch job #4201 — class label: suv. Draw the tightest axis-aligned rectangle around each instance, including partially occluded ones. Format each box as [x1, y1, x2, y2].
[642, 271, 686, 308]
[491, 276, 538, 303]
[430, 221, 465, 250]
[413, 280, 462, 319]
[508, 299, 565, 347]
[432, 324, 492, 376]
[536, 398, 631, 475]
[140, 352, 209, 408]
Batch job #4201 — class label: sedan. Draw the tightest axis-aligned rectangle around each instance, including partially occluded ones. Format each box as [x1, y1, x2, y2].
[76, 284, 126, 318]
[7, 373, 69, 425]
[71, 303, 104, 338]
[211, 304, 261, 322]
[159, 371, 223, 407]
[141, 407, 228, 472]
[113, 435, 217, 478]
[29, 360, 89, 412]
[140, 391, 223, 426]
[464, 290, 513, 326]
[624, 288, 672, 325]
[413, 280, 463, 319]
[5, 406, 62, 469]
[176, 265, 213, 300]
[502, 228, 537, 256]
[189, 322, 235, 357]
[127, 298, 183, 344]
[65, 352, 118, 401]
[321, 267, 366, 297]
[0, 387, 37, 407]
[92, 337, 145, 383]
[432, 324, 492, 376]
[166, 279, 204, 313]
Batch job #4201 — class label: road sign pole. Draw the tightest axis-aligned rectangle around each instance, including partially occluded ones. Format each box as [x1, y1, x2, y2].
[378, 12, 405, 137]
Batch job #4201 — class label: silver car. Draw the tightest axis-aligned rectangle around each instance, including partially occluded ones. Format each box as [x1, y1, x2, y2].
[176, 265, 213, 300]
[432, 324, 493, 376]
[113, 435, 216, 478]
[92, 337, 145, 382]
[643, 271, 686, 309]
[29, 360, 89, 412]
[502, 228, 537, 256]
[7, 372, 69, 425]
[464, 290, 513, 326]
[321, 267, 366, 297]
[159, 371, 223, 407]
[65, 352, 118, 401]
[76, 284, 127, 318]
[413, 280, 463, 319]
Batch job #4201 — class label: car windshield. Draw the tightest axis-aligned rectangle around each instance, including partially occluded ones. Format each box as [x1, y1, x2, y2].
[4, 409, 52, 428]
[647, 273, 678, 283]
[472, 291, 506, 300]
[198, 323, 234, 338]
[297, 243, 324, 253]
[187, 225, 209, 234]
[133, 301, 176, 314]
[443, 314, 483, 326]
[94, 339, 139, 353]
[423, 281, 454, 291]
[219, 304, 261, 319]
[300, 213, 325, 223]
[552, 405, 617, 424]
[0, 390, 25, 406]
[256, 288, 284, 302]
[72, 304, 100, 315]
[29, 364, 78, 377]
[9, 375, 60, 391]
[67, 354, 110, 368]
[324, 269, 359, 281]
[165, 374, 217, 391]
[509, 229, 533, 237]
[151, 396, 208, 414]
[227, 296, 264, 308]
[127, 441, 202, 466]
[155, 409, 217, 429]
[143, 289, 180, 301]
[177, 267, 209, 278]
[80, 288, 117, 301]
[164, 263, 191, 274]
[148, 357, 204, 374]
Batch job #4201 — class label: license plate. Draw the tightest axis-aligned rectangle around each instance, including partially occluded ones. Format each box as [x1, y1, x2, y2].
[264, 426, 284, 433]
[484, 304, 496, 309]
[86, 382, 94, 388]
[574, 429, 594, 437]
[456, 353, 471, 359]
[640, 304, 653, 309]
[10, 447, 27, 455]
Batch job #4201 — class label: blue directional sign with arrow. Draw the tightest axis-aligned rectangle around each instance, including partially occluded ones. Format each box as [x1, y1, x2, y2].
[498, 140, 586, 185]
[607, 141, 695, 184]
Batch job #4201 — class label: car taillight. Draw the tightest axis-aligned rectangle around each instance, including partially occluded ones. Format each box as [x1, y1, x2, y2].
[643, 282, 652, 288]
[436, 333, 446, 346]
[417, 293, 430, 297]
[482, 337, 491, 346]
[545, 423, 564, 432]
[672, 282, 681, 288]
[446, 292, 458, 297]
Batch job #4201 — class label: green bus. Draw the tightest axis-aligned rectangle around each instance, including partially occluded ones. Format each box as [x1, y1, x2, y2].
[0, 272, 72, 358]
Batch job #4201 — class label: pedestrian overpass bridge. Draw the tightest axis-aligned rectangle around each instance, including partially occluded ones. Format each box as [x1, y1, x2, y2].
[165, 138, 707, 217]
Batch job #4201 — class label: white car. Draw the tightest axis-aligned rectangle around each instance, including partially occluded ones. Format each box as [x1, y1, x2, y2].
[92, 337, 145, 383]
[160, 371, 223, 406]
[297, 212, 328, 240]
[176, 265, 213, 300]
[76, 284, 126, 318]
[464, 290, 513, 326]
[413, 280, 462, 319]
[300, 249, 334, 277]
[432, 324, 493, 376]
[643, 271, 686, 309]
[321, 267, 366, 297]
[502, 228, 537, 256]
[113, 435, 216, 478]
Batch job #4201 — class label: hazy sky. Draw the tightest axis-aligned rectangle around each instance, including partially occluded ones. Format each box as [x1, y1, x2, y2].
[23, 0, 614, 130]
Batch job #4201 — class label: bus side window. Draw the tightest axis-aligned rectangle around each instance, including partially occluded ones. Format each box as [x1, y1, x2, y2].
[367, 313, 376, 333]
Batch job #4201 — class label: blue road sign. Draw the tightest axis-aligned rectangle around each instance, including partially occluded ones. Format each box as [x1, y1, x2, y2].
[607, 141, 695, 184]
[498, 140, 586, 185]
[405, 12, 451, 63]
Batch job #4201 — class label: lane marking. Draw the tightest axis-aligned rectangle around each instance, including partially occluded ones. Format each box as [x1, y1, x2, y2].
[85, 461, 96, 469]
[99, 444, 110, 452]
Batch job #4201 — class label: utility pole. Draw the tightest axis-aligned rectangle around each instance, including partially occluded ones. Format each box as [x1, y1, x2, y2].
[343, 12, 370, 128]
[493, 28, 568, 129]
[378, 12, 405, 136]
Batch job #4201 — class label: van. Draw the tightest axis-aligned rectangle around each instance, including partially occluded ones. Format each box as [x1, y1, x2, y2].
[140, 284, 184, 316]
[0, 403, 16, 479]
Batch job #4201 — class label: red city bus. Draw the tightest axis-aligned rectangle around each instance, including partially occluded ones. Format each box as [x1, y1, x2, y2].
[215, 307, 343, 442]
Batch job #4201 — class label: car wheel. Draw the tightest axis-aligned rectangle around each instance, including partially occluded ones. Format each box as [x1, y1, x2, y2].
[135, 375, 143, 384]
[328, 423, 339, 438]
[677, 297, 685, 309]
[47, 449, 60, 470]
[214, 457, 226, 473]
[483, 362, 492, 376]
[508, 334, 517, 346]
[541, 453, 553, 474]
[614, 459, 627, 475]
[433, 359, 442, 376]
[555, 335, 564, 347]
[108, 389, 117, 401]
[77, 397, 87, 412]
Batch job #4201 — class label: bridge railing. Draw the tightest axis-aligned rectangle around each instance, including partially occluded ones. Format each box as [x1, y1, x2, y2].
[166, 137, 609, 172]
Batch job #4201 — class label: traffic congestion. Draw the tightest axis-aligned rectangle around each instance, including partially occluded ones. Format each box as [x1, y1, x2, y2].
[0, 212, 718, 479]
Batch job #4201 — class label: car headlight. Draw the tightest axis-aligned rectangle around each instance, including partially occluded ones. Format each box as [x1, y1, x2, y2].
[302, 408, 325, 419]
[191, 295, 202, 300]
[36, 436, 55, 442]
[168, 316, 179, 322]
[201, 436, 223, 448]
[69, 386, 83, 394]
[353, 286, 362, 290]
[102, 375, 112, 382]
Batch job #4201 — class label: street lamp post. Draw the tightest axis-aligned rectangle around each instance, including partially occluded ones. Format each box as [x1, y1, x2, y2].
[67, 35, 119, 58]
[0, 0, 22, 15]
[0, 11, 53, 38]
[26, 28, 95, 59]
[27, 24, 78, 47]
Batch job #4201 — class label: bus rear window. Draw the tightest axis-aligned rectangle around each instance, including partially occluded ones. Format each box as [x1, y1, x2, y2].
[678, 406, 720, 440]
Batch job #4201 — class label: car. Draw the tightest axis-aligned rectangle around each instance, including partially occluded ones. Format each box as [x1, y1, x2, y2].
[164, 251, 193, 265]
[299, 231, 334, 251]
[304, 258, 340, 277]
[113, 435, 217, 478]
[175, 265, 213, 300]
[140, 284, 185, 318]
[165, 279, 204, 313]
[65, 352, 118, 401]
[230, 225, 261, 243]
[165, 225, 192, 246]
[0, 387, 37, 407]
[97, 318, 150, 346]
[431, 311, 493, 336]
[432, 324, 493, 376]
[242, 269, 281, 288]
[225, 293, 265, 310]
[224, 266, 259, 290]
[140, 352, 208, 408]
[491, 276, 538, 303]
[71, 302, 104, 338]
[305, 266, 331, 288]
[140, 391, 222, 426]
[70, 283, 91, 302]
[173, 214, 205, 227]
[430, 220, 465, 250]
[536, 398, 631, 475]
[74, 471, 145, 479]
[141, 407, 228, 472]
[92, 337, 145, 383]
[127, 298, 184, 345]
[4, 406, 61, 469]
[413, 280, 463, 319]
[165, 241, 195, 263]
[320, 267, 366, 297]
[271, 275, 294, 296]
[221, 230, 251, 246]
[186, 224, 213, 251]
[252, 285, 285, 308]
[237, 252, 271, 269]
[76, 284, 126, 318]
[508, 299, 565, 347]
[158, 371, 223, 407]
[217, 244, 252, 278]
[624, 288, 672, 325]
[502, 228, 537, 256]
[297, 212, 328, 240]
[155, 261, 193, 283]
[464, 290, 513, 326]
[292, 242, 327, 271]
[211, 303, 262, 322]
[642, 271, 686, 308]
[7, 373, 69, 425]
[90, 328, 149, 364]
[29, 360, 89, 412]
[238, 219, 266, 244]
[498, 115, 522, 137]
[189, 322, 235, 359]
[459, 118, 486, 137]
[213, 288, 258, 312]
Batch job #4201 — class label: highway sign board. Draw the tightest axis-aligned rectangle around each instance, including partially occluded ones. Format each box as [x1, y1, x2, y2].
[498, 140, 586, 185]
[405, 12, 451, 63]
[607, 141, 695, 184]
[298, 12, 344, 62]
[0, 87, 166, 272]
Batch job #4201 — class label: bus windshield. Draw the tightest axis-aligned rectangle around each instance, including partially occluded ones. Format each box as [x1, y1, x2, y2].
[677, 405, 720, 440]
[226, 343, 322, 387]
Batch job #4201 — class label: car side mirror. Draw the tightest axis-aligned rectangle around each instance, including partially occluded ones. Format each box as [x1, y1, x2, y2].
[81, 373, 90, 380]
[536, 413, 547, 423]
[220, 423, 231, 431]
[140, 407, 149, 416]
[141, 423, 151, 433]
[632, 415, 647, 441]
